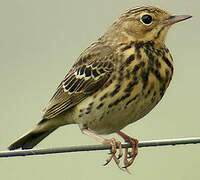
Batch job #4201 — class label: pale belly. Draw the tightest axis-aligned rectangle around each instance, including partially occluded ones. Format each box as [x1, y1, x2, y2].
[73, 73, 163, 135]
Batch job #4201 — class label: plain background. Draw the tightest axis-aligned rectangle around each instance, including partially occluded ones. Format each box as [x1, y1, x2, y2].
[0, 0, 199, 179]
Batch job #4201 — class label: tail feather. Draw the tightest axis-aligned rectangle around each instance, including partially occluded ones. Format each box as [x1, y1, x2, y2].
[8, 128, 57, 150]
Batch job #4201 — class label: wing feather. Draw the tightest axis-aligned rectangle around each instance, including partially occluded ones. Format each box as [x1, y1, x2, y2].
[43, 44, 114, 119]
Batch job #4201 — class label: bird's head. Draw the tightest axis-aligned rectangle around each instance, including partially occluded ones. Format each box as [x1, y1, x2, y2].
[105, 6, 191, 44]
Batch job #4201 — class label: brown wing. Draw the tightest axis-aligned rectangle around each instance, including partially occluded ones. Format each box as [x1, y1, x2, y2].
[43, 43, 114, 119]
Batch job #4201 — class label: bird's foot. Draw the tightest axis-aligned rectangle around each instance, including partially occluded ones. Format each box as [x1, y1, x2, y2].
[118, 131, 138, 169]
[81, 128, 138, 172]
[103, 138, 123, 169]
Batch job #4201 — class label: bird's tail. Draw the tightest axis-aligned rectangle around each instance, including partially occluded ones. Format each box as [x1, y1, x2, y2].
[8, 127, 57, 150]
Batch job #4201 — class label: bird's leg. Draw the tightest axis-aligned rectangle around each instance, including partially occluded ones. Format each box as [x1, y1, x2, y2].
[117, 131, 138, 168]
[81, 128, 123, 168]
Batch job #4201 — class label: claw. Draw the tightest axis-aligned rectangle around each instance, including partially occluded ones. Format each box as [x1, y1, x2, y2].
[122, 138, 138, 168]
[81, 128, 138, 172]
[81, 128, 124, 169]
[103, 138, 122, 169]
[116, 141, 123, 159]
[103, 133, 138, 170]
[118, 131, 139, 169]
[123, 167, 132, 174]
[103, 157, 112, 166]
[123, 148, 129, 168]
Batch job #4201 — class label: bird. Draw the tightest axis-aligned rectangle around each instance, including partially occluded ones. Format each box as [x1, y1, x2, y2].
[8, 6, 191, 170]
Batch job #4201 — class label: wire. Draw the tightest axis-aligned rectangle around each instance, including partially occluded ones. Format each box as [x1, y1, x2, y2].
[1, 137, 199, 158]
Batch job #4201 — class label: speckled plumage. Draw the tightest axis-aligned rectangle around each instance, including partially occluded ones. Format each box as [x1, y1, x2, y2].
[8, 6, 191, 170]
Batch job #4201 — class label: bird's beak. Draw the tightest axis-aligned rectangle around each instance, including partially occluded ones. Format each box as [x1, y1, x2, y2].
[164, 15, 192, 25]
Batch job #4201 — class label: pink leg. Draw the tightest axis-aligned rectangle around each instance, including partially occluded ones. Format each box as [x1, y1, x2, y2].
[117, 131, 138, 168]
[81, 128, 123, 168]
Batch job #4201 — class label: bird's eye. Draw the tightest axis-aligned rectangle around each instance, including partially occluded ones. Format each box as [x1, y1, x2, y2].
[141, 15, 153, 25]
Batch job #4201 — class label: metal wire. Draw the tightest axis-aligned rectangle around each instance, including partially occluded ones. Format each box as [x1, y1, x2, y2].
[1, 137, 200, 158]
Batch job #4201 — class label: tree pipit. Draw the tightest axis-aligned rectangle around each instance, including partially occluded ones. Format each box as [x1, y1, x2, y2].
[8, 6, 191, 171]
